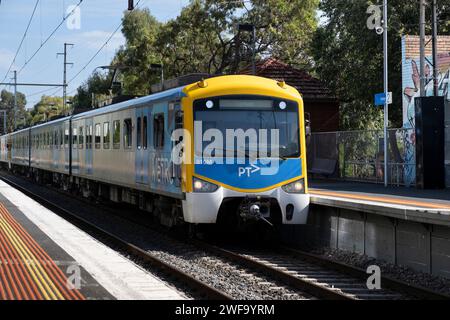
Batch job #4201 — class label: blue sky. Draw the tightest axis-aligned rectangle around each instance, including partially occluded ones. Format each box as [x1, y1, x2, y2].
[0, 0, 190, 108]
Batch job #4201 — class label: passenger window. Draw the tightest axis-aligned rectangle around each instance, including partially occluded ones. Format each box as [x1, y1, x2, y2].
[73, 128, 78, 147]
[143, 116, 148, 149]
[87, 125, 93, 149]
[153, 113, 164, 148]
[103, 122, 110, 149]
[137, 117, 141, 149]
[54, 131, 58, 149]
[123, 118, 132, 149]
[113, 120, 120, 149]
[60, 129, 63, 148]
[49, 131, 53, 148]
[64, 129, 69, 148]
[95, 123, 101, 149]
[79, 126, 84, 148]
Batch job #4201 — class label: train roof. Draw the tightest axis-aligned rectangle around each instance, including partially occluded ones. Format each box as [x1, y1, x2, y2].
[71, 86, 186, 121]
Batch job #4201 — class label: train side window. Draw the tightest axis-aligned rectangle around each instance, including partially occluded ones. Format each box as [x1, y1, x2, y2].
[113, 120, 120, 149]
[136, 117, 142, 149]
[73, 128, 78, 147]
[54, 131, 58, 149]
[79, 126, 84, 148]
[153, 113, 164, 148]
[123, 118, 132, 149]
[49, 131, 53, 148]
[103, 122, 110, 149]
[143, 116, 148, 150]
[64, 128, 69, 148]
[95, 123, 101, 149]
[60, 129, 63, 148]
[87, 125, 93, 149]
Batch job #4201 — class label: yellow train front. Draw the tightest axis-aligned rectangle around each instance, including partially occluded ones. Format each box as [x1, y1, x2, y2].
[181, 75, 309, 227]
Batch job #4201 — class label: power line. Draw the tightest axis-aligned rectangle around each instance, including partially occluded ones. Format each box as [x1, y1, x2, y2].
[68, 0, 143, 85]
[0, 0, 40, 87]
[16, 0, 84, 76]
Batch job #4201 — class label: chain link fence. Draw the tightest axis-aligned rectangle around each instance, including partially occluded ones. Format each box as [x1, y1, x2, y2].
[307, 128, 416, 186]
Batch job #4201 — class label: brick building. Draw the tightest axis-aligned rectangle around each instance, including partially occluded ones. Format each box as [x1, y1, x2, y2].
[240, 58, 339, 132]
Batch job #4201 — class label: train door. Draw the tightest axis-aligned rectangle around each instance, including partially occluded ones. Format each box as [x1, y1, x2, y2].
[64, 123, 70, 171]
[53, 128, 59, 169]
[171, 102, 183, 189]
[85, 118, 93, 175]
[135, 106, 150, 184]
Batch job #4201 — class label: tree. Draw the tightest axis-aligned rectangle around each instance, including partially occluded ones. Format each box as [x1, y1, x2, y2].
[0, 89, 27, 131]
[311, 0, 450, 130]
[28, 96, 64, 125]
[72, 71, 112, 112]
[114, 8, 162, 95]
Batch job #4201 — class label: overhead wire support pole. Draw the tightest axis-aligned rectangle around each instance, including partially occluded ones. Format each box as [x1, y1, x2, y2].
[13, 71, 17, 131]
[431, 0, 439, 96]
[58, 43, 74, 116]
[419, 0, 426, 96]
[383, 0, 389, 187]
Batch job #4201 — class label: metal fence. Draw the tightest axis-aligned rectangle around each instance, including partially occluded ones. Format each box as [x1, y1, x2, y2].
[307, 128, 416, 186]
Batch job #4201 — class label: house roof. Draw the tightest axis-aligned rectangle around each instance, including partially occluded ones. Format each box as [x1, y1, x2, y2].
[240, 58, 336, 101]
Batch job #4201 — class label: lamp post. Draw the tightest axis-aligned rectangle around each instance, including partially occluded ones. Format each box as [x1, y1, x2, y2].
[382, 0, 388, 187]
[238, 24, 256, 75]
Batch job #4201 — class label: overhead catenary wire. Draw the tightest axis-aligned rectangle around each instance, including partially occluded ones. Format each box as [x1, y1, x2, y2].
[0, 0, 40, 88]
[16, 0, 84, 76]
[67, 0, 143, 85]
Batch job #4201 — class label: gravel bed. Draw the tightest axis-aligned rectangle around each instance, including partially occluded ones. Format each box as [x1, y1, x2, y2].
[4, 173, 311, 300]
[311, 247, 450, 296]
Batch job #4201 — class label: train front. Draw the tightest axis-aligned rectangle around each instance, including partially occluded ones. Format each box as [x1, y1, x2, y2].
[182, 75, 309, 228]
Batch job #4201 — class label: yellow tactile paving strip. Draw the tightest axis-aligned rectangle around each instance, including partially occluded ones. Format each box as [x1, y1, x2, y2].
[310, 189, 450, 210]
[0, 202, 84, 300]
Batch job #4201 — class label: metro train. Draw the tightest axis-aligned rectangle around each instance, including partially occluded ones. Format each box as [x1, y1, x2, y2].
[0, 75, 309, 229]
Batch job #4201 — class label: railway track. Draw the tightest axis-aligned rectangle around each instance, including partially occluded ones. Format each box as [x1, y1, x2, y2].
[1, 172, 449, 300]
[0, 174, 231, 300]
[193, 242, 450, 300]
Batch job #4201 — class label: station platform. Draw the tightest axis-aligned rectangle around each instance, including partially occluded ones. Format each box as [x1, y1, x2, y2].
[0, 180, 185, 300]
[309, 180, 450, 226]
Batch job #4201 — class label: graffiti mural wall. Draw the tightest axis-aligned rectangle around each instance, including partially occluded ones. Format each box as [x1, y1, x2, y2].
[401, 35, 450, 187]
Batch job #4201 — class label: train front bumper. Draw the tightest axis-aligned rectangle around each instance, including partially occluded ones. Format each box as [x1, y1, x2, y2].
[182, 186, 310, 225]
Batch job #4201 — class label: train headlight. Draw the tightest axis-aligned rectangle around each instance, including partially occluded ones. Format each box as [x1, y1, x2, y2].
[193, 177, 218, 193]
[282, 179, 305, 194]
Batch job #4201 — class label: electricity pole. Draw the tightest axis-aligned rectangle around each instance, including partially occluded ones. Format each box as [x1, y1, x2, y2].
[383, 0, 389, 187]
[58, 43, 73, 115]
[419, 0, 426, 96]
[13, 70, 17, 130]
[431, 0, 439, 96]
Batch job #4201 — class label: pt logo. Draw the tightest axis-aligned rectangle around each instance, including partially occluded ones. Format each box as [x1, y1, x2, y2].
[366, 265, 381, 290]
[238, 163, 260, 177]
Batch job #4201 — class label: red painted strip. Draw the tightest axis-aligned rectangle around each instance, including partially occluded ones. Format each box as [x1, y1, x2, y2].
[0, 204, 84, 300]
[0, 219, 41, 300]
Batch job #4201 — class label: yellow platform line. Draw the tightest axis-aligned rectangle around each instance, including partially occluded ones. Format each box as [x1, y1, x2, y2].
[0, 215, 64, 300]
[310, 189, 450, 210]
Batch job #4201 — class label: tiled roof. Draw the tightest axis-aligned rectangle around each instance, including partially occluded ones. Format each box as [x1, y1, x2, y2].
[239, 58, 336, 101]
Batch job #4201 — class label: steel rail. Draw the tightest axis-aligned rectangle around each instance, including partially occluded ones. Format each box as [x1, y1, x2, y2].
[280, 246, 450, 300]
[0, 175, 232, 300]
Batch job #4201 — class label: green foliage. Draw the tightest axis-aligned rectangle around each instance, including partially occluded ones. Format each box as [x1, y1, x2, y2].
[29, 95, 64, 125]
[0, 89, 27, 131]
[72, 71, 112, 111]
[311, 0, 450, 130]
